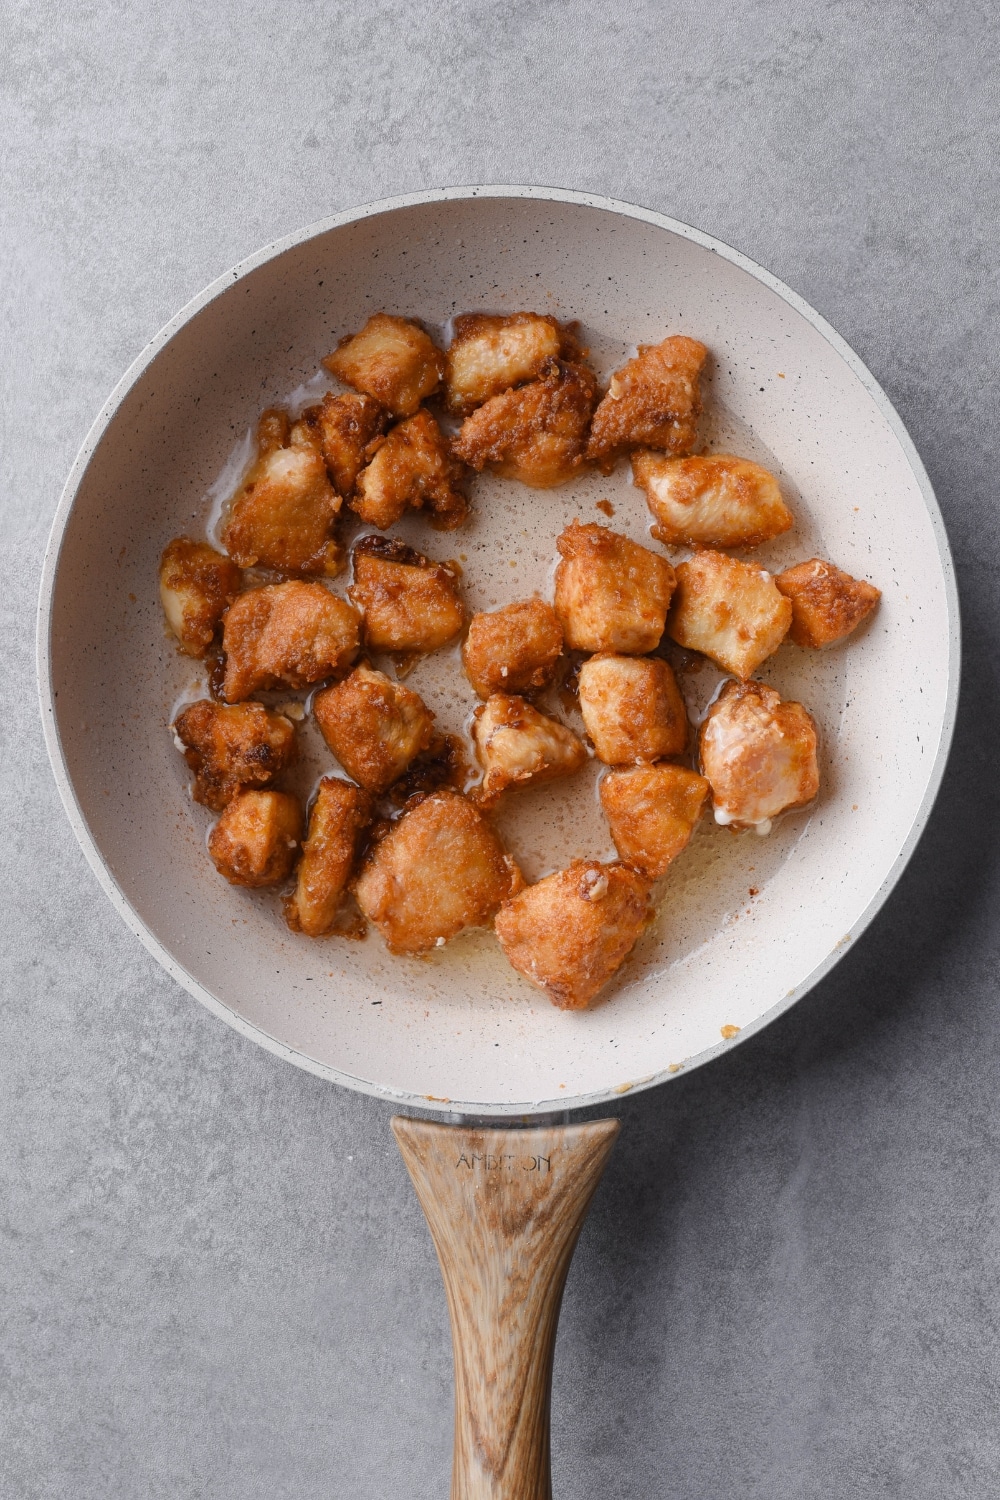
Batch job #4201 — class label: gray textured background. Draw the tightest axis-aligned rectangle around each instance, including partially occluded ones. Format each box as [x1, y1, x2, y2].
[3, 3, 998, 1495]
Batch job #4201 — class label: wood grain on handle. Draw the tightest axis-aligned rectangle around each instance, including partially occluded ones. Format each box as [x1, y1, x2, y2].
[392, 1117, 620, 1500]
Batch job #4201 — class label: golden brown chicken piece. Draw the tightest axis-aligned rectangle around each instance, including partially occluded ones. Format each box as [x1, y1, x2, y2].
[776, 558, 881, 649]
[310, 391, 388, 498]
[221, 581, 361, 701]
[352, 409, 468, 530]
[313, 665, 436, 793]
[699, 679, 819, 831]
[667, 550, 792, 678]
[349, 536, 464, 653]
[159, 537, 242, 658]
[632, 452, 794, 549]
[208, 790, 302, 887]
[599, 763, 709, 878]
[494, 861, 652, 1010]
[451, 358, 597, 488]
[445, 312, 574, 414]
[284, 777, 373, 936]
[577, 655, 689, 764]
[323, 313, 444, 416]
[586, 334, 707, 468]
[222, 409, 342, 576]
[173, 699, 297, 811]
[355, 791, 522, 954]
[462, 597, 564, 699]
[554, 522, 676, 654]
[471, 695, 587, 806]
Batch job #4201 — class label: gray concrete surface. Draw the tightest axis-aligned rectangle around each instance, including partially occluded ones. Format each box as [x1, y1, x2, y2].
[2, 2, 999, 1495]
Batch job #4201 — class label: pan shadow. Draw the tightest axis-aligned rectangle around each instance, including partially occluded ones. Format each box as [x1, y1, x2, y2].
[551, 574, 998, 1495]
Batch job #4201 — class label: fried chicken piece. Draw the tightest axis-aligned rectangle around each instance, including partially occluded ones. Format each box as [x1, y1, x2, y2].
[445, 312, 579, 414]
[586, 334, 707, 468]
[159, 537, 242, 658]
[632, 452, 794, 549]
[349, 536, 464, 653]
[776, 558, 881, 649]
[451, 358, 597, 488]
[323, 313, 444, 417]
[554, 522, 676, 654]
[310, 392, 389, 498]
[352, 409, 468, 531]
[221, 580, 361, 701]
[599, 763, 709, 878]
[667, 550, 792, 678]
[284, 777, 373, 936]
[578, 655, 688, 765]
[173, 699, 297, 811]
[313, 665, 436, 793]
[355, 791, 522, 954]
[471, 695, 587, 806]
[699, 679, 819, 831]
[494, 861, 652, 1010]
[208, 790, 302, 887]
[462, 597, 563, 699]
[222, 409, 342, 577]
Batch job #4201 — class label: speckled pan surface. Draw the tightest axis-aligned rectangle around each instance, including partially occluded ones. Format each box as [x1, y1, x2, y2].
[37, 187, 959, 1115]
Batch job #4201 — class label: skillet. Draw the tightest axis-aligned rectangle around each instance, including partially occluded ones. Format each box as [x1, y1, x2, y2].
[36, 187, 959, 1496]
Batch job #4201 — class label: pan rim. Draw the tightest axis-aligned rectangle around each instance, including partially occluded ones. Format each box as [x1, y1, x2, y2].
[36, 184, 961, 1116]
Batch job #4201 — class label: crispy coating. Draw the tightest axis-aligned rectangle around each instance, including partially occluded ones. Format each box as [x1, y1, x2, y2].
[445, 312, 569, 414]
[554, 522, 676, 654]
[323, 313, 444, 416]
[159, 537, 242, 657]
[462, 597, 563, 698]
[776, 558, 881, 649]
[586, 334, 707, 467]
[578, 655, 688, 765]
[349, 536, 464, 653]
[355, 791, 522, 954]
[472, 694, 587, 806]
[222, 581, 361, 701]
[313, 664, 436, 793]
[311, 392, 389, 497]
[208, 790, 302, 887]
[599, 763, 709, 878]
[632, 451, 794, 549]
[173, 699, 297, 811]
[284, 777, 372, 936]
[494, 861, 652, 1010]
[352, 409, 468, 531]
[667, 550, 792, 678]
[451, 359, 597, 488]
[222, 410, 342, 576]
[699, 679, 819, 830]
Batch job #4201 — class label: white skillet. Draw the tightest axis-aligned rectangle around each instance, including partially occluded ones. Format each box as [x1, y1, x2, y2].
[36, 187, 959, 1117]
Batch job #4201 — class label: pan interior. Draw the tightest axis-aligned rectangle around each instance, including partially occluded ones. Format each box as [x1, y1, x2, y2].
[42, 193, 955, 1112]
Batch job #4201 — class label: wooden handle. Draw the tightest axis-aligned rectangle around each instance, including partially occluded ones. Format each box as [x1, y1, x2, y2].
[392, 1115, 620, 1500]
